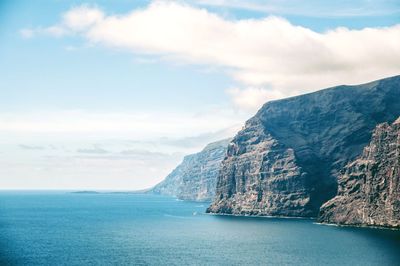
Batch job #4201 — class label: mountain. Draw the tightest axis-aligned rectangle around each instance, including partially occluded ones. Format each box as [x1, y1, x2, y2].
[318, 118, 400, 228]
[150, 139, 230, 201]
[207, 75, 400, 217]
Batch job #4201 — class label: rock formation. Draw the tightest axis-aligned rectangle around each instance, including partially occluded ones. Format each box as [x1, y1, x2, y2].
[318, 118, 400, 228]
[207, 75, 400, 217]
[150, 139, 230, 201]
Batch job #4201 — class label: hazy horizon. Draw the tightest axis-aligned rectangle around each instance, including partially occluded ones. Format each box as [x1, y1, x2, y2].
[1, 0, 400, 190]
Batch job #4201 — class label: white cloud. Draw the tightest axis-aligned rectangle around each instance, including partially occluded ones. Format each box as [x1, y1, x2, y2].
[25, 1, 400, 109]
[19, 28, 34, 38]
[45, 25, 68, 37]
[62, 5, 104, 31]
[19, 144, 46, 150]
[12, 1, 400, 190]
[77, 145, 110, 154]
[227, 87, 285, 111]
[20, 26, 68, 38]
[0, 149, 183, 190]
[194, 0, 400, 17]
[0, 109, 244, 141]
[0, 108, 243, 190]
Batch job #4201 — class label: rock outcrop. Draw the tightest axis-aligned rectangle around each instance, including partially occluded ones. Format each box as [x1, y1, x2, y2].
[318, 118, 400, 228]
[207, 75, 400, 217]
[150, 139, 230, 201]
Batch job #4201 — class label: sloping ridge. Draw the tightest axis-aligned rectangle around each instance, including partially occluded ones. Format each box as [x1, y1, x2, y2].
[150, 138, 230, 201]
[207, 75, 400, 217]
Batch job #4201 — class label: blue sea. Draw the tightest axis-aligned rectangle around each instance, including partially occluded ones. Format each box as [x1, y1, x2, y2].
[0, 192, 399, 265]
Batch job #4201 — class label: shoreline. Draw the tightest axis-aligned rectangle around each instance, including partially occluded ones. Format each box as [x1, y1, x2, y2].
[314, 222, 400, 231]
[205, 212, 316, 220]
[206, 212, 400, 230]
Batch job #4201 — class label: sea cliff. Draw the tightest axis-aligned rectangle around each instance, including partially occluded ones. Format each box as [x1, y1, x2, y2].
[150, 139, 230, 201]
[207, 75, 400, 217]
[318, 118, 400, 228]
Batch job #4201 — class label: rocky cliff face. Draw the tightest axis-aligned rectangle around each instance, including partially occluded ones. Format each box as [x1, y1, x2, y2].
[207, 75, 400, 217]
[150, 139, 230, 201]
[318, 118, 400, 227]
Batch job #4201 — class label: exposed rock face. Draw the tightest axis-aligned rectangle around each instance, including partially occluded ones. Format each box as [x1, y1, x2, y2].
[206, 120, 312, 216]
[318, 118, 400, 228]
[207, 75, 400, 217]
[150, 139, 230, 201]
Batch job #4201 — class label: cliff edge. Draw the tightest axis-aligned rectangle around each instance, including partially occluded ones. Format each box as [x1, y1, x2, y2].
[207, 75, 400, 217]
[150, 138, 230, 201]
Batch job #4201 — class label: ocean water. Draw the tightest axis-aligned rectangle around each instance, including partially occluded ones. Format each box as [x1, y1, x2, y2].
[0, 192, 399, 266]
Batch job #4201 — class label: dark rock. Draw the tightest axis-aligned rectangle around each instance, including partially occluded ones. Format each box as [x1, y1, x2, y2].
[150, 139, 230, 201]
[208, 75, 400, 217]
[318, 118, 400, 228]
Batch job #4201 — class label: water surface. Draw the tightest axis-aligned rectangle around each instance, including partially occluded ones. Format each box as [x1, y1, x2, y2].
[0, 192, 399, 265]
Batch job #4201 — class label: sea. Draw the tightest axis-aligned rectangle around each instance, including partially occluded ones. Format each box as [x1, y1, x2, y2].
[0, 191, 399, 266]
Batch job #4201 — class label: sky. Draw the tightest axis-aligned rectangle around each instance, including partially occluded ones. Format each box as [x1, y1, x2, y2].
[0, 0, 399, 190]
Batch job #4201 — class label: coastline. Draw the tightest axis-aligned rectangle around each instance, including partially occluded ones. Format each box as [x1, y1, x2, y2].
[314, 222, 400, 231]
[205, 212, 316, 220]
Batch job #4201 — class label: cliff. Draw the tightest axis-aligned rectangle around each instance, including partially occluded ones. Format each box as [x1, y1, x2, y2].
[318, 118, 400, 228]
[207, 75, 400, 217]
[150, 138, 230, 201]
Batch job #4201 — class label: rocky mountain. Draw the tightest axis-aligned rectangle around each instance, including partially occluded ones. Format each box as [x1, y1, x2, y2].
[150, 139, 230, 201]
[318, 118, 400, 228]
[207, 75, 400, 217]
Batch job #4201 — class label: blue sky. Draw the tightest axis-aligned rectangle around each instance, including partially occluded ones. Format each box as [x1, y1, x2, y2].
[1, 1, 230, 113]
[0, 0, 399, 190]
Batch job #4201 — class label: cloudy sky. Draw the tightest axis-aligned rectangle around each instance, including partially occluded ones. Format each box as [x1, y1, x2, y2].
[1, 0, 399, 190]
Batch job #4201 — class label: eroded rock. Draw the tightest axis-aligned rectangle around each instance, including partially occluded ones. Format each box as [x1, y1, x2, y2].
[318, 118, 400, 228]
[150, 139, 230, 201]
[208, 75, 400, 217]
